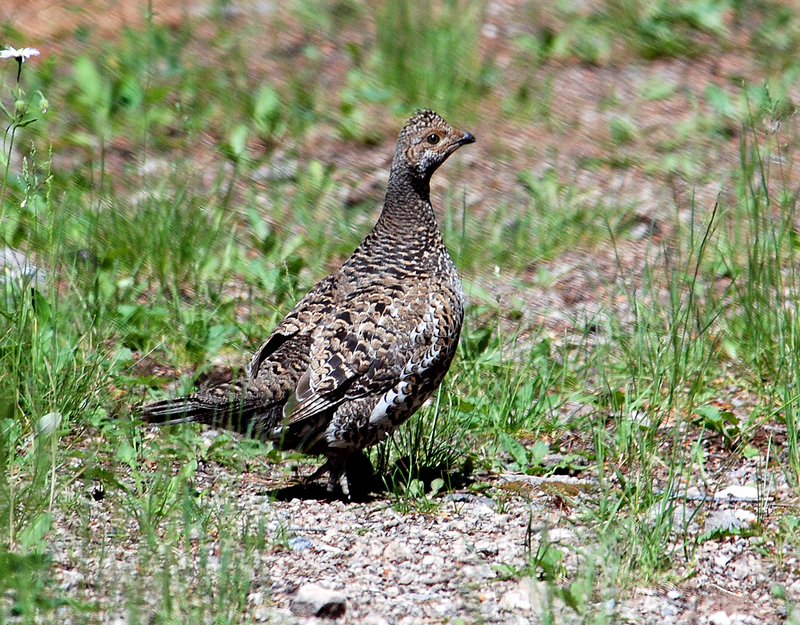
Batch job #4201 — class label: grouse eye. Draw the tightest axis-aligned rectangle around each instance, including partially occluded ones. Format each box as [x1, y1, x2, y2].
[426, 133, 440, 145]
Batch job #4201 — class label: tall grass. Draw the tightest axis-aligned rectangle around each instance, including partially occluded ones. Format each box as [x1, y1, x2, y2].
[373, 0, 488, 114]
[715, 109, 800, 486]
[543, 89, 800, 592]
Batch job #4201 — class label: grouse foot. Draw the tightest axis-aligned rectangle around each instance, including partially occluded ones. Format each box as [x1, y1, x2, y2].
[303, 451, 375, 501]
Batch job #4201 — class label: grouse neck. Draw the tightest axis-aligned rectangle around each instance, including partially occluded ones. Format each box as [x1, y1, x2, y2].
[340, 161, 444, 276]
[376, 162, 437, 230]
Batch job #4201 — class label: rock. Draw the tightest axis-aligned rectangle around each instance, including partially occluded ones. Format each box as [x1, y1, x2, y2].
[709, 610, 732, 625]
[461, 564, 496, 581]
[252, 158, 298, 182]
[735, 509, 757, 523]
[287, 537, 312, 551]
[685, 486, 705, 500]
[383, 539, 412, 562]
[59, 568, 84, 590]
[714, 553, 732, 567]
[248, 591, 264, 605]
[732, 555, 762, 580]
[35, 411, 63, 438]
[646, 501, 698, 531]
[499, 577, 547, 611]
[442, 492, 498, 509]
[290, 583, 346, 618]
[714, 486, 758, 501]
[253, 604, 295, 623]
[705, 510, 758, 534]
[547, 527, 578, 544]
[431, 599, 459, 616]
[473, 539, 499, 555]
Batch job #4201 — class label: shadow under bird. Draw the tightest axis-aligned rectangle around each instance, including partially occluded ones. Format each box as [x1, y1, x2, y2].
[140, 110, 475, 499]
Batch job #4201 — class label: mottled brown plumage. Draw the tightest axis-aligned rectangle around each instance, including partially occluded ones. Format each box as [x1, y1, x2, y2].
[141, 110, 474, 498]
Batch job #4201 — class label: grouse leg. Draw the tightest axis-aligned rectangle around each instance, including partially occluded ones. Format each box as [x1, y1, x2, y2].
[301, 456, 348, 497]
[302, 451, 374, 500]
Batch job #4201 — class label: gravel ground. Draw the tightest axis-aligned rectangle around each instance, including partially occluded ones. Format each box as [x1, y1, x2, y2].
[40, 433, 799, 624]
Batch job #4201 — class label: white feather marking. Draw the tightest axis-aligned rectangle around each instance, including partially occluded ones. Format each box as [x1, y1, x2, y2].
[369, 381, 410, 427]
[409, 320, 427, 343]
[404, 301, 444, 373]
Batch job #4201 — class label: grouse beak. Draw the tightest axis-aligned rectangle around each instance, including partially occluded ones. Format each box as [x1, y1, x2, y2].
[456, 131, 476, 146]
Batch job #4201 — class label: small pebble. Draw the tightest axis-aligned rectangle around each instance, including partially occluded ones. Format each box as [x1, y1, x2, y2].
[709, 610, 732, 625]
[290, 583, 346, 618]
[287, 537, 313, 551]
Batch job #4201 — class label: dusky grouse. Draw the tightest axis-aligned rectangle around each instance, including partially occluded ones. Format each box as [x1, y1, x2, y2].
[141, 110, 475, 498]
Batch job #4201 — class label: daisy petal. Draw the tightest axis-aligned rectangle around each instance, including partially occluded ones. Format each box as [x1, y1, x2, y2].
[1, 47, 40, 60]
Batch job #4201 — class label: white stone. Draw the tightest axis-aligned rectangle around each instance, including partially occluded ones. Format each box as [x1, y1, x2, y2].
[0, 248, 46, 286]
[706, 510, 756, 534]
[383, 539, 412, 562]
[734, 509, 757, 523]
[714, 486, 759, 501]
[290, 583, 346, 618]
[36, 411, 63, 438]
[59, 569, 84, 590]
[499, 578, 546, 612]
[709, 610, 732, 625]
[361, 615, 391, 625]
[547, 527, 578, 544]
[714, 553, 732, 568]
[252, 605, 276, 622]
[461, 564, 496, 581]
[473, 539, 499, 555]
[686, 486, 704, 499]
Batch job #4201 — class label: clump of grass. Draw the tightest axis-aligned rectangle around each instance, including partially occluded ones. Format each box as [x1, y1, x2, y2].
[609, 115, 638, 145]
[706, 92, 800, 487]
[373, 0, 488, 114]
[518, 0, 731, 65]
[0, 46, 123, 620]
[560, 84, 800, 591]
[743, 0, 800, 73]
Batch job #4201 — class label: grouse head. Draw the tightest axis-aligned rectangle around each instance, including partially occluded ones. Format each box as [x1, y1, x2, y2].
[394, 110, 475, 182]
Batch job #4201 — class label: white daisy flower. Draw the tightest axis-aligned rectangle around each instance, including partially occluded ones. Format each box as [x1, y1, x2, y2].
[0, 47, 40, 61]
